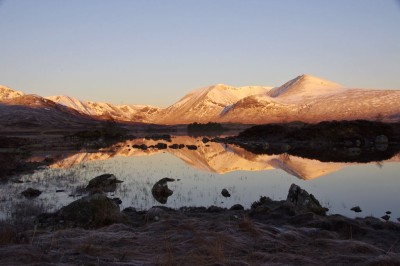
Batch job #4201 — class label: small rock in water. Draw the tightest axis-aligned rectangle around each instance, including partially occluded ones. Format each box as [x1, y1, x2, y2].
[56, 189, 65, 193]
[221, 188, 231, 197]
[381, 214, 390, 221]
[21, 188, 42, 198]
[386, 211, 392, 215]
[350, 206, 362, 213]
[151, 177, 175, 204]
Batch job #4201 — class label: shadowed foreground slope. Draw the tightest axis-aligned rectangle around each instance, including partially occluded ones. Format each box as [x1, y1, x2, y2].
[1, 185, 399, 265]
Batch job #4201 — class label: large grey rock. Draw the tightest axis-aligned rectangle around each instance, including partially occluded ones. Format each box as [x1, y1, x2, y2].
[286, 184, 326, 216]
[57, 194, 123, 228]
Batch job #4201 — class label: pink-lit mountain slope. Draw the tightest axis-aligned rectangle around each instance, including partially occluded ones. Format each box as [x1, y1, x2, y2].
[2, 74, 400, 126]
[219, 75, 400, 124]
[153, 84, 273, 124]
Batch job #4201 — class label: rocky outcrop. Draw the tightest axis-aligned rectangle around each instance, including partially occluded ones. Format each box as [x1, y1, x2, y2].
[250, 184, 327, 216]
[286, 184, 327, 215]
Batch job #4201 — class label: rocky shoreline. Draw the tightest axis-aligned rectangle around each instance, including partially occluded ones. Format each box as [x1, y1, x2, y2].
[1, 183, 400, 265]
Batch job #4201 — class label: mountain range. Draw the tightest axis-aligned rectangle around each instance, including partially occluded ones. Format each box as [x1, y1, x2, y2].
[1, 74, 399, 128]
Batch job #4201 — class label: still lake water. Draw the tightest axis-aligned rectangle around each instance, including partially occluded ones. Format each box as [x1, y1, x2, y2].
[1, 136, 399, 220]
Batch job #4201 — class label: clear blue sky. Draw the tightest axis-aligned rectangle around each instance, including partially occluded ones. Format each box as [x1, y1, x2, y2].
[0, 0, 399, 107]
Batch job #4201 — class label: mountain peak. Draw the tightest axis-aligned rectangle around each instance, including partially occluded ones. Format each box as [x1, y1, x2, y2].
[214, 83, 230, 88]
[267, 74, 344, 99]
[0, 85, 25, 101]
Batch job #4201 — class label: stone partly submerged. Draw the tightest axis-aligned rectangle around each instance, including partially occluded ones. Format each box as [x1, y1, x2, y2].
[21, 188, 42, 198]
[86, 174, 123, 193]
[221, 188, 231, 197]
[151, 177, 175, 204]
[351, 206, 362, 213]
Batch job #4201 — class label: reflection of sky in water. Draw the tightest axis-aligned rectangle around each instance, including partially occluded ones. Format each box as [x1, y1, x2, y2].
[1, 143, 399, 221]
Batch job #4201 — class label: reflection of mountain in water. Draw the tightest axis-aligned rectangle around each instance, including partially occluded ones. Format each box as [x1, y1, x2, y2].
[28, 136, 400, 180]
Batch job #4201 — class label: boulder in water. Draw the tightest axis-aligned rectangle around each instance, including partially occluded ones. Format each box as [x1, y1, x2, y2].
[21, 188, 42, 198]
[221, 188, 231, 197]
[151, 177, 175, 204]
[351, 206, 362, 213]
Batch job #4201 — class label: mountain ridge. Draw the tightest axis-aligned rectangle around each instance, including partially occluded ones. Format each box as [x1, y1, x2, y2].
[1, 74, 400, 125]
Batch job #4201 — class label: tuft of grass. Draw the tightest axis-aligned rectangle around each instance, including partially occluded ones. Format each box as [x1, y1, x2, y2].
[238, 216, 261, 237]
[0, 220, 31, 245]
[0, 221, 17, 245]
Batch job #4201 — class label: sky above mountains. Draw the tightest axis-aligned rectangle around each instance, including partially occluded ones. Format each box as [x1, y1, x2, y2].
[0, 0, 399, 107]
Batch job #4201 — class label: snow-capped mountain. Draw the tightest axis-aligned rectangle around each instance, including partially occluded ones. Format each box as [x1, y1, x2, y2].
[1, 74, 400, 126]
[46, 95, 161, 123]
[154, 84, 272, 124]
[219, 74, 400, 124]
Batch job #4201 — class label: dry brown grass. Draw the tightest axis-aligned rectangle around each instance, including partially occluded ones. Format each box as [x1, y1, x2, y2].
[238, 216, 261, 237]
[0, 222, 17, 245]
[1, 209, 400, 265]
